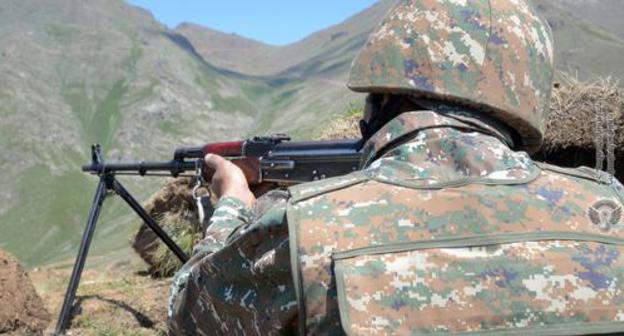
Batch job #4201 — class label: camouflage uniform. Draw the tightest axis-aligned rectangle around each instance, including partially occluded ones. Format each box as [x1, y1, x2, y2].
[169, 0, 624, 334]
[168, 192, 297, 335]
[169, 110, 624, 335]
[290, 112, 624, 335]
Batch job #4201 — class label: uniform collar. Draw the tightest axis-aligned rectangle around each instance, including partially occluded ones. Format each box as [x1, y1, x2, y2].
[361, 110, 487, 167]
[360, 111, 538, 187]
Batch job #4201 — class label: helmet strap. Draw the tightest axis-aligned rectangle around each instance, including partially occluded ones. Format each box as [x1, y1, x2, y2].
[360, 94, 426, 140]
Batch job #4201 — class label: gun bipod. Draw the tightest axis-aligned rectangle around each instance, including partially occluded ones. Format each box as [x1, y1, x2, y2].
[53, 146, 189, 335]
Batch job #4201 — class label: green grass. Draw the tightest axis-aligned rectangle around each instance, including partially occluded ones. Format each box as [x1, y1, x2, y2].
[63, 84, 94, 132]
[150, 212, 200, 276]
[0, 165, 109, 266]
[0, 158, 162, 267]
[250, 81, 304, 135]
[124, 78, 157, 107]
[156, 120, 187, 136]
[46, 23, 79, 44]
[61, 37, 141, 149]
[345, 101, 364, 117]
[194, 62, 274, 117]
[87, 79, 128, 148]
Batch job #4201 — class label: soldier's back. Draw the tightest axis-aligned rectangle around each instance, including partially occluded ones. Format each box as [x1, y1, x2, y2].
[287, 162, 624, 335]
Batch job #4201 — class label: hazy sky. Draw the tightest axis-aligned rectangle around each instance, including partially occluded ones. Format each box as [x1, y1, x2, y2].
[126, 1, 378, 46]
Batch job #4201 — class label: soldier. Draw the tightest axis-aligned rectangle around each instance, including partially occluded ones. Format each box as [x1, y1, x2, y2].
[169, 0, 624, 335]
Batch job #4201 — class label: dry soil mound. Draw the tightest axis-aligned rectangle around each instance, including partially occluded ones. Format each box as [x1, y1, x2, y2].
[0, 249, 50, 335]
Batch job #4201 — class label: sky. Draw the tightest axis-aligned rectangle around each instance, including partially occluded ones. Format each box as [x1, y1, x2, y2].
[126, 1, 378, 46]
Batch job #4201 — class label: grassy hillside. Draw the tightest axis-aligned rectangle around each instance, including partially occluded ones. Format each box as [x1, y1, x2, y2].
[534, 0, 624, 82]
[0, 0, 269, 266]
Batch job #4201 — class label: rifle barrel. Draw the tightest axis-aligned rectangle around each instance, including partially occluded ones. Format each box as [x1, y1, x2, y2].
[82, 160, 198, 176]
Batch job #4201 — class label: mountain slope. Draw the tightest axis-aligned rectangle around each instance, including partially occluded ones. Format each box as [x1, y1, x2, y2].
[557, 0, 624, 40]
[534, 0, 624, 83]
[0, 0, 270, 266]
[174, 23, 279, 76]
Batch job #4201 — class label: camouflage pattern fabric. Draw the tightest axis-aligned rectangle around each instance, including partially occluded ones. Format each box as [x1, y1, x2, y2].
[168, 193, 298, 335]
[169, 110, 624, 335]
[348, 0, 555, 152]
[288, 112, 624, 335]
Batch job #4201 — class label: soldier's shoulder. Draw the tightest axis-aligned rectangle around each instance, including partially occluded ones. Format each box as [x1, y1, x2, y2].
[288, 171, 369, 204]
[537, 162, 610, 182]
[536, 162, 624, 197]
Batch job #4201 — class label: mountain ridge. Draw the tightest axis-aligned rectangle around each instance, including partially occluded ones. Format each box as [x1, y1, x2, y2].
[174, 0, 395, 77]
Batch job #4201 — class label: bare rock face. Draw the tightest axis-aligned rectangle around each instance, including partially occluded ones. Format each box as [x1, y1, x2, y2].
[0, 249, 50, 335]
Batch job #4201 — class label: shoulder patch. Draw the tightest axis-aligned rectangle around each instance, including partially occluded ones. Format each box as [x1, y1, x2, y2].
[288, 171, 369, 204]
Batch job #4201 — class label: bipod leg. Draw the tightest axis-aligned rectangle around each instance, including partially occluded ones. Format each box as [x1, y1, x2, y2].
[54, 175, 110, 335]
[112, 178, 189, 263]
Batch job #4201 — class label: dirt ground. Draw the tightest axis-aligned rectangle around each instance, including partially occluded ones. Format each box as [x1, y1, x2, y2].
[0, 250, 50, 335]
[30, 255, 171, 336]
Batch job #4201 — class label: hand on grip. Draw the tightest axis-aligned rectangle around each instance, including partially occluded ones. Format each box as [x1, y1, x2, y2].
[203, 154, 256, 208]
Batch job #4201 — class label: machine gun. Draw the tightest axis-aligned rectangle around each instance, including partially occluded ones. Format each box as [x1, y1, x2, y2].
[54, 135, 362, 335]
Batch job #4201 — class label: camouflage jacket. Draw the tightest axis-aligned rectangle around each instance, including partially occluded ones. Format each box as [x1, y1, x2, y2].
[168, 111, 624, 335]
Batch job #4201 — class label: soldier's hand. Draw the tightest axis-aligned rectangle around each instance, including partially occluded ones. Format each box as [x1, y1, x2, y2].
[204, 154, 256, 208]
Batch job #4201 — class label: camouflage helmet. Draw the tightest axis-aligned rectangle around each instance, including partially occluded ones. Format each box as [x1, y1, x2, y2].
[348, 0, 555, 152]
